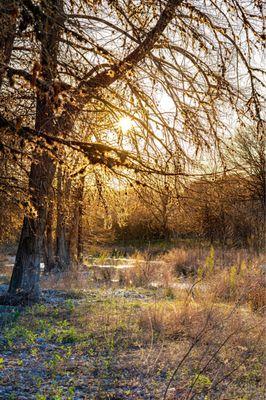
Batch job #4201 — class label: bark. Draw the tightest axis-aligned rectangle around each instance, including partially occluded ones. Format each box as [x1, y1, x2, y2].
[77, 176, 85, 264]
[56, 166, 71, 270]
[43, 197, 56, 273]
[68, 175, 85, 266]
[6, 0, 63, 302]
[56, 173, 85, 269]
[0, 1, 17, 88]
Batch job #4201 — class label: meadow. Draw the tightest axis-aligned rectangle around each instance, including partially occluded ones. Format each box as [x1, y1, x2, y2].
[0, 245, 264, 399]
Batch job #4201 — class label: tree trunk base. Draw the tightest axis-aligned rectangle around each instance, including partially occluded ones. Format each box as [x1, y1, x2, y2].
[0, 291, 40, 306]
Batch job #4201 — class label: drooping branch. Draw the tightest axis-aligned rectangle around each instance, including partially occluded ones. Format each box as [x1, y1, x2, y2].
[0, 114, 237, 179]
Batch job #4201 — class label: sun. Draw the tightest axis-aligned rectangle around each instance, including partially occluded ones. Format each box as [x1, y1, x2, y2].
[117, 117, 134, 132]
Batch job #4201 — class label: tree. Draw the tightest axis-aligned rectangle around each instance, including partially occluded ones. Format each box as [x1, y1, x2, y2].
[6, 0, 64, 303]
[228, 127, 265, 207]
[0, 0, 264, 303]
[0, 1, 17, 87]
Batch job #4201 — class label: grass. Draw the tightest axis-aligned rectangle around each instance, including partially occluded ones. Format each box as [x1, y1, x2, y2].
[1, 292, 264, 398]
[0, 246, 265, 399]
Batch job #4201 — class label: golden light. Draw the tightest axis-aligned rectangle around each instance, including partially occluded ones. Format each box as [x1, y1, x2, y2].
[117, 117, 134, 132]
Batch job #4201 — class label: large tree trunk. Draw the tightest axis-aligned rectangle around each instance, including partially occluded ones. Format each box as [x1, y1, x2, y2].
[5, 0, 63, 303]
[0, 1, 17, 88]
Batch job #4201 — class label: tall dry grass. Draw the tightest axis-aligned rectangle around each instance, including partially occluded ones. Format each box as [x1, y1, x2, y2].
[119, 251, 175, 288]
[208, 262, 265, 311]
[40, 245, 265, 313]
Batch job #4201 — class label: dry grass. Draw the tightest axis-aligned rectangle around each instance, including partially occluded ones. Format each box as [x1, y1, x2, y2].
[137, 296, 264, 399]
[160, 247, 200, 276]
[208, 263, 265, 312]
[41, 266, 89, 291]
[138, 298, 263, 344]
[72, 286, 264, 399]
[41, 247, 265, 314]
[159, 245, 265, 276]
[2, 257, 265, 399]
[1, 246, 265, 399]
[119, 251, 175, 288]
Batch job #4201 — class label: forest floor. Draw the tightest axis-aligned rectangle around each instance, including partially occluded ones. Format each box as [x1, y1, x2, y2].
[0, 250, 265, 400]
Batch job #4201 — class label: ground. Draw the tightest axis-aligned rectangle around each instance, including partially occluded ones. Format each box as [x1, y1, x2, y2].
[0, 281, 264, 400]
[0, 248, 265, 400]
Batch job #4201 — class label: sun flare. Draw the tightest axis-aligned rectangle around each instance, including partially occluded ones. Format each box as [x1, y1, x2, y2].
[118, 117, 134, 132]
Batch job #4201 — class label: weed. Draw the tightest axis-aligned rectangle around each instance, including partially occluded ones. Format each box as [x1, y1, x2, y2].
[3, 324, 37, 346]
[209, 261, 265, 310]
[45, 352, 64, 378]
[164, 287, 176, 300]
[36, 395, 46, 400]
[205, 246, 215, 276]
[191, 373, 212, 391]
[65, 298, 75, 312]
[229, 264, 237, 293]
